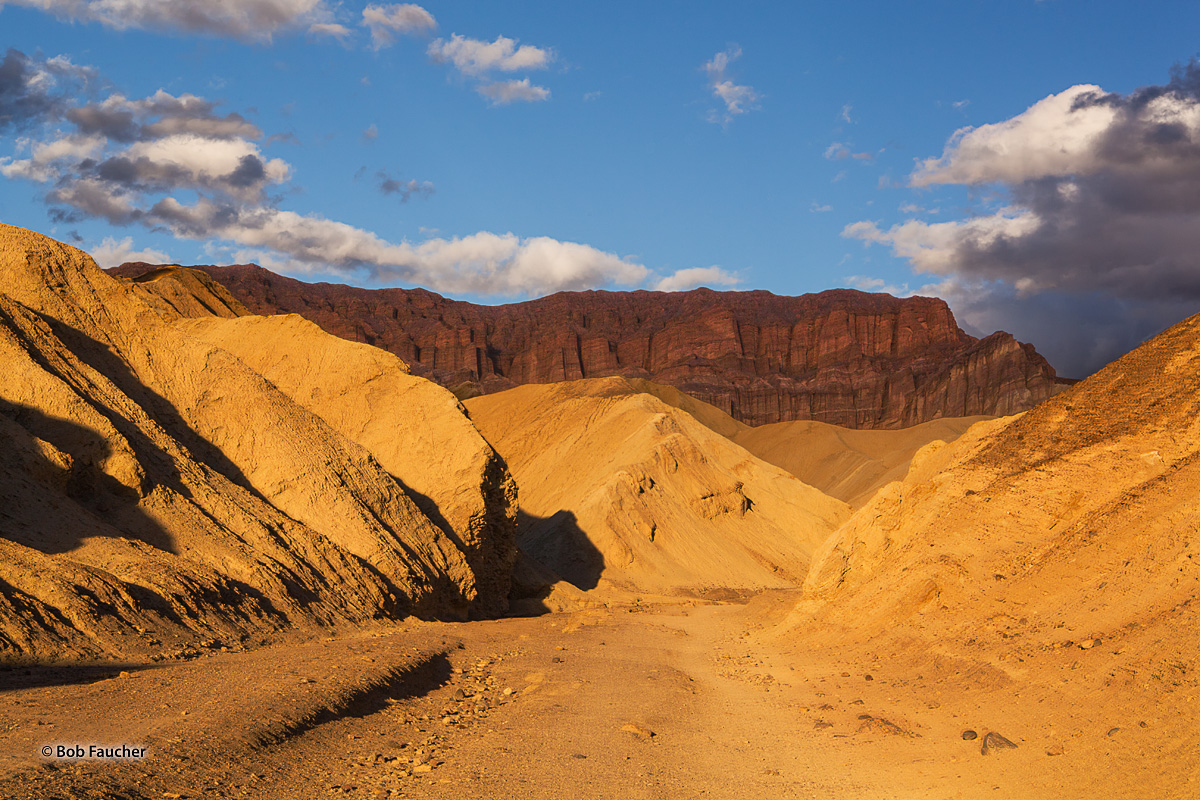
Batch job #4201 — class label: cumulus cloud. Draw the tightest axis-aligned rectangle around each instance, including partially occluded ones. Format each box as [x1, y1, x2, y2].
[428, 34, 552, 76]
[426, 33, 554, 106]
[362, 3, 436, 49]
[476, 78, 550, 105]
[0, 49, 95, 131]
[67, 90, 263, 142]
[704, 46, 760, 125]
[846, 61, 1200, 376]
[89, 236, 171, 267]
[3, 0, 332, 40]
[653, 266, 740, 292]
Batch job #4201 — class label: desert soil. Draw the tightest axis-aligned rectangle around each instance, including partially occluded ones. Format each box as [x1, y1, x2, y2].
[1, 595, 1184, 800]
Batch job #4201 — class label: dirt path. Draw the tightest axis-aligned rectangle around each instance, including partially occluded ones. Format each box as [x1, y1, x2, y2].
[0, 599, 1190, 799]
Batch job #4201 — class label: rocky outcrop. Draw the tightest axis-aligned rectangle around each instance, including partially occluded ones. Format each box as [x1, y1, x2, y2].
[110, 263, 1068, 429]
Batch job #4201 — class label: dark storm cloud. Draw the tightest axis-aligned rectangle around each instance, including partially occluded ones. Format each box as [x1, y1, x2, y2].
[850, 62, 1200, 376]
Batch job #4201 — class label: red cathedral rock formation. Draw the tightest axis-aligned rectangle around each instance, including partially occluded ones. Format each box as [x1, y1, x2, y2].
[110, 263, 1071, 428]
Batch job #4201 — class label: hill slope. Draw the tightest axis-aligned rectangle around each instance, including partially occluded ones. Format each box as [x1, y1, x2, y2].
[0, 226, 515, 660]
[464, 377, 852, 595]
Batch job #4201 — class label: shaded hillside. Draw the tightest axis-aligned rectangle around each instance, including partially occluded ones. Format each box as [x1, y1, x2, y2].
[111, 262, 1069, 429]
[0, 226, 517, 661]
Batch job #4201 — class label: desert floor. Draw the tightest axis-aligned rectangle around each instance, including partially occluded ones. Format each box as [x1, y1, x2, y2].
[0, 596, 1188, 800]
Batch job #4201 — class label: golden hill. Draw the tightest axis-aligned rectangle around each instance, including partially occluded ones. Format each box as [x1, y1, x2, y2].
[598, 378, 989, 509]
[730, 415, 991, 507]
[464, 378, 852, 596]
[765, 307, 1200, 795]
[0, 225, 516, 660]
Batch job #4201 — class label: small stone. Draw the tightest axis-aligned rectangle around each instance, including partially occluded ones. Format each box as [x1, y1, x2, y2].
[980, 732, 1018, 755]
[621, 722, 656, 741]
[962, 730, 978, 741]
[864, 674, 874, 681]
[1045, 743, 1065, 756]
[1107, 727, 1120, 737]
[412, 764, 432, 774]
[503, 687, 514, 696]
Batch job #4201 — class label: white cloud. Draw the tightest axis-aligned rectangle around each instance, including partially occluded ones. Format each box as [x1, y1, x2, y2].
[704, 46, 760, 125]
[151, 201, 650, 296]
[476, 79, 550, 105]
[844, 275, 909, 296]
[0, 133, 105, 181]
[308, 22, 352, 42]
[362, 4, 436, 49]
[4, 0, 333, 40]
[841, 104, 853, 123]
[912, 84, 1119, 186]
[843, 208, 1040, 275]
[89, 236, 171, 267]
[428, 34, 552, 76]
[824, 141, 873, 161]
[653, 266, 740, 292]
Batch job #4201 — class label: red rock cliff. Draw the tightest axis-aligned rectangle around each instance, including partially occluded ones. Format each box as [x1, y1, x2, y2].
[110, 263, 1068, 428]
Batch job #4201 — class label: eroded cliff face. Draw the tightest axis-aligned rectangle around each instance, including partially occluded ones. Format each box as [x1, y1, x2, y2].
[112, 263, 1068, 428]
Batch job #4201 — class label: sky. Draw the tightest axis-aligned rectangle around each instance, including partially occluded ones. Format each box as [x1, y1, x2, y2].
[2, 1, 1199, 378]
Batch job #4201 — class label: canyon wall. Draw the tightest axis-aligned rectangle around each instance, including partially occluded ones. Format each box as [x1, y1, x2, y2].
[112, 263, 1069, 428]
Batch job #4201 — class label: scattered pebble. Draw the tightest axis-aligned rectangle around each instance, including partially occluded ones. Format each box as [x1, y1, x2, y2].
[962, 730, 978, 741]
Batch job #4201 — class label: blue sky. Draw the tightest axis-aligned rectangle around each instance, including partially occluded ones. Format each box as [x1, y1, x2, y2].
[2, 1, 1199, 377]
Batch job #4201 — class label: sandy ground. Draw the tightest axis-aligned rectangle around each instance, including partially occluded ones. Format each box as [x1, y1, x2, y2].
[1, 596, 1188, 800]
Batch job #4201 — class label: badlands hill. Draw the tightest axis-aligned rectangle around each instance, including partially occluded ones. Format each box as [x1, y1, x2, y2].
[464, 378, 853, 596]
[0, 225, 517, 661]
[110, 262, 1069, 429]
